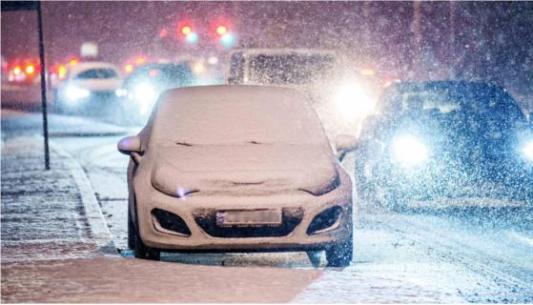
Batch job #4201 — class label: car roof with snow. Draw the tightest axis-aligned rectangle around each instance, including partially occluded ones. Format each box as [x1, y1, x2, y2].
[148, 85, 329, 146]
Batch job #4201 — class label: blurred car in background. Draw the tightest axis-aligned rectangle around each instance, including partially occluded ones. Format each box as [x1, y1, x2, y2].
[117, 62, 195, 124]
[3, 58, 41, 85]
[53, 61, 122, 114]
[226, 48, 383, 139]
[354, 81, 533, 209]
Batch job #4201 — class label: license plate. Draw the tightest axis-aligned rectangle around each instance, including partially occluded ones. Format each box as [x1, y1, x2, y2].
[216, 209, 282, 226]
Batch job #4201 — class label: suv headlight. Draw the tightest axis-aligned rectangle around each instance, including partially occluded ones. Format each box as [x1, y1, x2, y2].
[521, 140, 533, 162]
[391, 134, 429, 167]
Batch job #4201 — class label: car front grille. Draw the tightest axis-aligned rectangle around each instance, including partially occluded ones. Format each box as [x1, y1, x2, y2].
[193, 207, 304, 238]
[91, 91, 116, 100]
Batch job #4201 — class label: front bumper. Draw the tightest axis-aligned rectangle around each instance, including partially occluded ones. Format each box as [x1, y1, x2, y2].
[133, 166, 354, 251]
[57, 90, 119, 110]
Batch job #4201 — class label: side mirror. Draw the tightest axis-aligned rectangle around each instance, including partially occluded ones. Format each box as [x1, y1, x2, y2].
[118, 135, 143, 163]
[335, 134, 358, 161]
[227, 76, 237, 84]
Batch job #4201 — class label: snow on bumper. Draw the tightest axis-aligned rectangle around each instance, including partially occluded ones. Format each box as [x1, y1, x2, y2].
[133, 169, 353, 251]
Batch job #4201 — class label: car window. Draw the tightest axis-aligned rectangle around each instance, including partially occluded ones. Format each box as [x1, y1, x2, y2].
[401, 92, 461, 114]
[128, 65, 192, 83]
[75, 68, 118, 80]
[248, 54, 335, 85]
[228, 52, 244, 84]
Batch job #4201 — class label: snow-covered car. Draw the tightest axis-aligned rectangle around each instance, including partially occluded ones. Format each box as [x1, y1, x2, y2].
[226, 48, 382, 140]
[355, 81, 533, 209]
[54, 62, 122, 113]
[117, 85, 357, 266]
[117, 62, 195, 124]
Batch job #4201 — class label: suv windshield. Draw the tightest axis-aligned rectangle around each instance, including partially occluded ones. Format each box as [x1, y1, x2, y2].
[248, 54, 335, 85]
[382, 84, 525, 122]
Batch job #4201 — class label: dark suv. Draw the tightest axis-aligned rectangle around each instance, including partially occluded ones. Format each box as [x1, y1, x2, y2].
[354, 81, 533, 209]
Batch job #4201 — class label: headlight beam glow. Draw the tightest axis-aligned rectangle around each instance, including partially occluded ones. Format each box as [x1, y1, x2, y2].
[391, 134, 429, 167]
[64, 85, 90, 102]
[130, 83, 158, 115]
[522, 140, 533, 161]
[334, 83, 376, 120]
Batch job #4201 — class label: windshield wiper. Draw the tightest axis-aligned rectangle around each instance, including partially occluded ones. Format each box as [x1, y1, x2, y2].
[175, 141, 194, 147]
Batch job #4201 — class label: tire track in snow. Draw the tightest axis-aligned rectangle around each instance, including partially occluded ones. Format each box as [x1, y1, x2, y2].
[380, 213, 533, 303]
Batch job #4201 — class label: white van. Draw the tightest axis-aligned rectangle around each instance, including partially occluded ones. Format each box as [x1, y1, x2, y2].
[226, 48, 380, 139]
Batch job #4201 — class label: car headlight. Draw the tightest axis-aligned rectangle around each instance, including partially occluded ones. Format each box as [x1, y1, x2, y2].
[334, 83, 376, 120]
[391, 134, 429, 167]
[522, 140, 533, 161]
[115, 88, 127, 97]
[130, 83, 158, 115]
[64, 85, 90, 102]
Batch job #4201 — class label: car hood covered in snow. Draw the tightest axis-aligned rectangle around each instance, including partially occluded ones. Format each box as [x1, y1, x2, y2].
[150, 144, 339, 197]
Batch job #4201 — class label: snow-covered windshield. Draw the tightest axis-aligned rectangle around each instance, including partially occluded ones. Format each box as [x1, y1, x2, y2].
[248, 54, 335, 85]
[151, 87, 328, 146]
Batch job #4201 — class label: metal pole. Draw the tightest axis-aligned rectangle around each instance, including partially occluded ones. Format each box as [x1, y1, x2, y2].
[36, 1, 50, 170]
[411, 1, 422, 80]
[449, 1, 456, 79]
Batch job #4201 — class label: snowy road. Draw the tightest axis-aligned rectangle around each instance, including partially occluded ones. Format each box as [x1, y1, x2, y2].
[3, 110, 532, 302]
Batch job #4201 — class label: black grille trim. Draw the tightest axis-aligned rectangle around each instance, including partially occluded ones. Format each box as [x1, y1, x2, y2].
[152, 208, 191, 236]
[193, 208, 304, 238]
[306, 206, 343, 235]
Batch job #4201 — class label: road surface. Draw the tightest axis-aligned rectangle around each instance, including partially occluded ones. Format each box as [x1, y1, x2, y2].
[2, 109, 532, 303]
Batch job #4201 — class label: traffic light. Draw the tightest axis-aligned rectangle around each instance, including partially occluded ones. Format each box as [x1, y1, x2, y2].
[216, 25, 227, 36]
[213, 23, 236, 48]
[178, 23, 199, 44]
[181, 25, 192, 36]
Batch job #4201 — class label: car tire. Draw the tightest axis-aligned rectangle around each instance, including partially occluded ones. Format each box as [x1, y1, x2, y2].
[325, 229, 353, 267]
[129, 205, 160, 260]
[306, 250, 322, 267]
[127, 210, 135, 249]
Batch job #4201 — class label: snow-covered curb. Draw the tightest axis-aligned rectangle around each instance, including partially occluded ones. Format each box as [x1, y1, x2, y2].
[50, 140, 117, 254]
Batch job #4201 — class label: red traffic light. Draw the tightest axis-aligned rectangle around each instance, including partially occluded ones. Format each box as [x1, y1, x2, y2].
[181, 25, 192, 36]
[216, 25, 227, 36]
